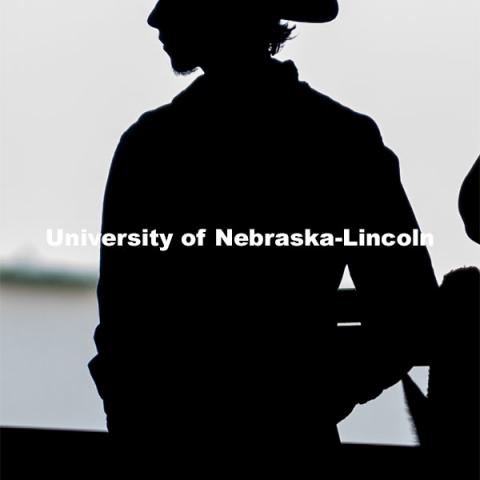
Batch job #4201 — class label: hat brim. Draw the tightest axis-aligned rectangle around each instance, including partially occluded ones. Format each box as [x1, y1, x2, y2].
[278, 0, 339, 23]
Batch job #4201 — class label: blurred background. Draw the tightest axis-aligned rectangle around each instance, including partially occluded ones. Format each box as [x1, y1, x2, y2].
[0, 0, 479, 445]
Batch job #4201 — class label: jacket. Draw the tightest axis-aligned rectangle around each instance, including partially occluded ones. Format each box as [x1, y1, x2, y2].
[89, 59, 437, 461]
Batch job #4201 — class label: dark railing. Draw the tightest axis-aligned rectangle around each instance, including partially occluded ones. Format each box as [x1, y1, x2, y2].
[0, 427, 427, 480]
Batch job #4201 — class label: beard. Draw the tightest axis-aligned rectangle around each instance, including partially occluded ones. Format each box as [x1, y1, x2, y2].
[172, 61, 199, 76]
[164, 45, 199, 75]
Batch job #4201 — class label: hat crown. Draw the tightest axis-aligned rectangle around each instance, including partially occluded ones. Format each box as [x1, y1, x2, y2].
[275, 0, 339, 23]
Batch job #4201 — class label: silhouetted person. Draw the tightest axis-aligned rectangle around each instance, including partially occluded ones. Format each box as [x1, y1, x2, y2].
[459, 157, 479, 244]
[89, 1, 437, 474]
[403, 156, 480, 478]
[403, 267, 479, 478]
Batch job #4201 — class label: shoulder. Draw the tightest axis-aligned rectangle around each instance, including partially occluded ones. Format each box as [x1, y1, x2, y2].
[300, 82, 382, 140]
[106, 104, 175, 184]
[119, 103, 176, 145]
[120, 76, 203, 141]
[301, 84, 400, 176]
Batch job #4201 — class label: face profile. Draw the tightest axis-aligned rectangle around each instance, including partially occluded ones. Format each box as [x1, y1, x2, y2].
[147, 0, 205, 74]
[147, 1, 297, 75]
[147, 1, 257, 75]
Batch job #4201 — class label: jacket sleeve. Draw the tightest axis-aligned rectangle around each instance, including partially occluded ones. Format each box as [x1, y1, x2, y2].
[340, 116, 439, 407]
[347, 117, 438, 294]
[88, 123, 157, 428]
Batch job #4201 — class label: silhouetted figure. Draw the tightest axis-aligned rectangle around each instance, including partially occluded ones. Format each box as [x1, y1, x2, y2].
[403, 267, 480, 479]
[403, 157, 480, 478]
[459, 157, 480, 244]
[89, 1, 437, 474]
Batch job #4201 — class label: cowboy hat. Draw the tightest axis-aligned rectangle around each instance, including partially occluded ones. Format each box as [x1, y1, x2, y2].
[148, 1, 339, 27]
[276, 0, 339, 23]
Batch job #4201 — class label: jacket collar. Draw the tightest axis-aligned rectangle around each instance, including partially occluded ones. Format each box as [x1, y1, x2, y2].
[171, 59, 302, 107]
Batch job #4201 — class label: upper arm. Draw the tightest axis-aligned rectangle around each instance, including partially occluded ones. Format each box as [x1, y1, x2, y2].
[101, 126, 142, 236]
[346, 117, 438, 294]
[96, 121, 159, 333]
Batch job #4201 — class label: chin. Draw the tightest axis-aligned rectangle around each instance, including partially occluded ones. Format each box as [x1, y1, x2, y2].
[161, 40, 201, 75]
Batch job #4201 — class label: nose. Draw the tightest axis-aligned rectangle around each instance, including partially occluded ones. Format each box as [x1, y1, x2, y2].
[147, 3, 161, 28]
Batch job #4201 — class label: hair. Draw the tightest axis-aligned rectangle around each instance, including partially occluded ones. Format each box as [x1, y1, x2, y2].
[265, 20, 296, 55]
[162, 15, 297, 74]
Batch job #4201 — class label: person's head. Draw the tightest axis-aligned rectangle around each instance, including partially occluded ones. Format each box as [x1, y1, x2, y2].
[147, 1, 295, 74]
